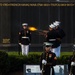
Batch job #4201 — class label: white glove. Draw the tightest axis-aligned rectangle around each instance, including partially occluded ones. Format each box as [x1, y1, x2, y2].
[71, 62, 75, 66]
[42, 59, 47, 65]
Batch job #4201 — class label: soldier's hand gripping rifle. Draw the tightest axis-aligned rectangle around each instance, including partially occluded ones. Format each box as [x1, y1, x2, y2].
[41, 49, 46, 75]
[42, 59, 45, 75]
[41, 50, 48, 75]
[41, 44, 47, 75]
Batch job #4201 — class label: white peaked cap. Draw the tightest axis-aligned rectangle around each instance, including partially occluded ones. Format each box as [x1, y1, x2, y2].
[49, 24, 55, 28]
[55, 21, 60, 24]
[22, 23, 28, 26]
[53, 22, 59, 26]
[44, 42, 53, 46]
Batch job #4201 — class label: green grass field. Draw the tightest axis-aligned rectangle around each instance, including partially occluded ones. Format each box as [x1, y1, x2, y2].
[7, 51, 73, 56]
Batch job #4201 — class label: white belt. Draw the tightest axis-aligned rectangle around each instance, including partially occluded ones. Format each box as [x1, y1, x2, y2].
[22, 37, 29, 39]
[49, 39, 56, 41]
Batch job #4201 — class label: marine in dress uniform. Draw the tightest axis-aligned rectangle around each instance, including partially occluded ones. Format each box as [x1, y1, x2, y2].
[54, 21, 65, 39]
[19, 23, 31, 55]
[52, 21, 66, 57]
[45, 24, 60, 57]
[68, 45, 75, 75]
[40, 42, 57, 75]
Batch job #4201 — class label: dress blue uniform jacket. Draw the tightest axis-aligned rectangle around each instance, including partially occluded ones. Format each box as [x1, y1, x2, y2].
[19, 29, 31, 45]
[40, 51, 57, 75]
[46, 29, 60, 48]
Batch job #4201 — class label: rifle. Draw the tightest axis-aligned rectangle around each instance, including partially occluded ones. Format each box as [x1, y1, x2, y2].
[42, 52, 49, 75]
[28, 26, 48, 36]
[41, 53, 45, 75]
[42, 63, 45, 75]
[38, 30, 48, 37]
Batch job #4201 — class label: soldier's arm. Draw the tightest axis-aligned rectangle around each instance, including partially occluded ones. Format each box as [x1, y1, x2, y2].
[39, 53, 43, 70]
[52, 53, 57, 66]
